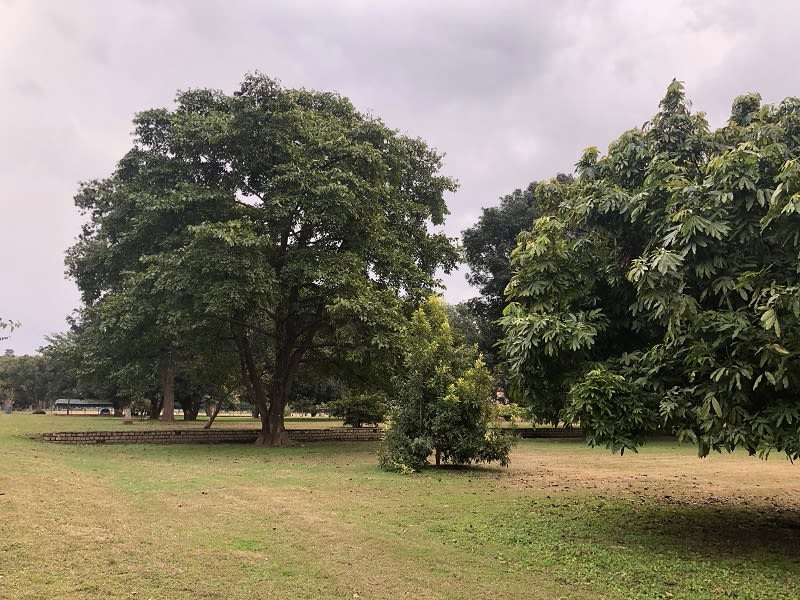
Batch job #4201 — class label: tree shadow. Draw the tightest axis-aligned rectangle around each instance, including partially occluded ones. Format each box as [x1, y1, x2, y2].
[428, 463, 506, 474]
[597, 500, 800, 559]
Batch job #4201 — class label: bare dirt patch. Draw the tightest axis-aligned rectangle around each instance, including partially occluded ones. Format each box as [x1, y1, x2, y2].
[500, 440, 800, 512]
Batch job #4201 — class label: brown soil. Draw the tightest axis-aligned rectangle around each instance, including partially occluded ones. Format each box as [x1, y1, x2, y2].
[501, 441, 800, 512]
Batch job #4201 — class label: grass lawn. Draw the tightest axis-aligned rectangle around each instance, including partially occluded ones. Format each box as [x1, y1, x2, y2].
[1, 414, 798, 599]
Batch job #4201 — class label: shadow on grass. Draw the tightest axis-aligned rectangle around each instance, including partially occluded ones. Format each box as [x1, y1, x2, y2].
[427, 463, 506, 473]
[526, 495, 800, 561]
[632, 502, 800, 558]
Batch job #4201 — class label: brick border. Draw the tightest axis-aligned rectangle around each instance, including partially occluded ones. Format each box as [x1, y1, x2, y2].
[35, 428, 384, 445]
[34, 426, 582, 445]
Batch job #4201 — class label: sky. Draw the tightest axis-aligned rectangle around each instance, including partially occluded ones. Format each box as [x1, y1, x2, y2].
[2, 0, 800, 355]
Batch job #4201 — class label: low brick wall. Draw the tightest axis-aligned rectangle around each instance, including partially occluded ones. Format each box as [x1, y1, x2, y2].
[36, 427, 384, 445]
[36, 427, 580, 445]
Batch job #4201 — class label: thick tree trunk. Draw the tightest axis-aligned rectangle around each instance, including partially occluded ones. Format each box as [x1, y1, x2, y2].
[234, 309, 310, 447]
[254, 365, 297, 446]
[257, 335, 305, 446]
[161, 362, 176, 422]
[256, 393, 292, 446]
[182, 397, 201, 421]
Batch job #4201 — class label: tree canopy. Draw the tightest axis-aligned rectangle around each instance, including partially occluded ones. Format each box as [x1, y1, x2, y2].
[67, 73, 459, 444]
[461, 176, 572, 366]
[461, 184, 540, 365]
[500, 81, 800, 459]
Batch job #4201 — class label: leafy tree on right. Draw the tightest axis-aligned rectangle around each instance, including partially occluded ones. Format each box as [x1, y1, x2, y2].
[500, 81, 800, 459]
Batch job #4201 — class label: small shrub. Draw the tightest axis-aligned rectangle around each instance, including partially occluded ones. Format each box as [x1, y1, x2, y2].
[379, 297, 518, 472]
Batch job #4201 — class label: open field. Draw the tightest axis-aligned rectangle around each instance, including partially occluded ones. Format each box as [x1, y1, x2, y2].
[1, 414, 798, 599]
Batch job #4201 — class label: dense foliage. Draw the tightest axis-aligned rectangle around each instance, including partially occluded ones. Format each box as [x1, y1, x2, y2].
[379, 296, 516, 472]
[0, 349, 78, 410]
[67, 73, 458, 444]
[327, 392, 387, 428]
[500, 81, 800, 458]
[462, 184, 540, 365]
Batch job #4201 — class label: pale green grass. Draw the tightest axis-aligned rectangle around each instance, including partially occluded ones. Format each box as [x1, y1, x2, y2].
[1, 414, 798, 599]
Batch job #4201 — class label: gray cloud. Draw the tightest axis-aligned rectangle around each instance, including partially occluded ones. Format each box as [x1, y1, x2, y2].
[2, 0, 800, 354]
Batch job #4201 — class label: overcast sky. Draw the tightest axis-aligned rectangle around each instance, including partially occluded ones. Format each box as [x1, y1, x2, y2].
[2, 0, 800, 355]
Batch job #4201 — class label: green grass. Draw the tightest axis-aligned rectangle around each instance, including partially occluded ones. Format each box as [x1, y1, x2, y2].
[1, 414, 798, 599]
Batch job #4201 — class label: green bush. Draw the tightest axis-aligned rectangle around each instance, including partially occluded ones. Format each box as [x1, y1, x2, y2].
[327, 392, 386, 428]
[379, 296, 517, 472]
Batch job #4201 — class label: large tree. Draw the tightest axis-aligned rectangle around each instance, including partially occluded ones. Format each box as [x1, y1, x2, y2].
[69, 73, 459, 445]
[501, 81, 800, 459]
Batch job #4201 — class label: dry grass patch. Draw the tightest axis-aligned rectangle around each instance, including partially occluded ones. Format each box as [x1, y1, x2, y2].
[1, 415, 798, 599]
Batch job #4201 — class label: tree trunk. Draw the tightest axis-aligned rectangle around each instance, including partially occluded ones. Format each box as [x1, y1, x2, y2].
[148, 396, 163, 420]
[236, 329, 274, 444]
[255, 374, 295, 446]
[257, 394, 292, 446]
[203, 402, 223, 429]
[182, 397, 201, 421]
[161, 362, 176, 422]
[234, 313, 309, 447]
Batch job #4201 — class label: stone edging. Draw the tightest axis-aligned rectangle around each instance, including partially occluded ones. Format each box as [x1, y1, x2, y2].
[35, 427, 384, 445]
[34, 427, 582, 445]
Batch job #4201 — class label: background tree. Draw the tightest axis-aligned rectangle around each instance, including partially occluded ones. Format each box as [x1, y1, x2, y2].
[68, 73, 459, 445]
[501, 81, 800, 459]
[327, 392, 387, 428]
[379, 295, 516, 472]
[38, 334, 82, 403]
[289, 376, 348, 416]
[0, 355, 50, 410]
[446, 302, 483, 350]
[462, 176, 572, 366]
[462, 184, 540, 366]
